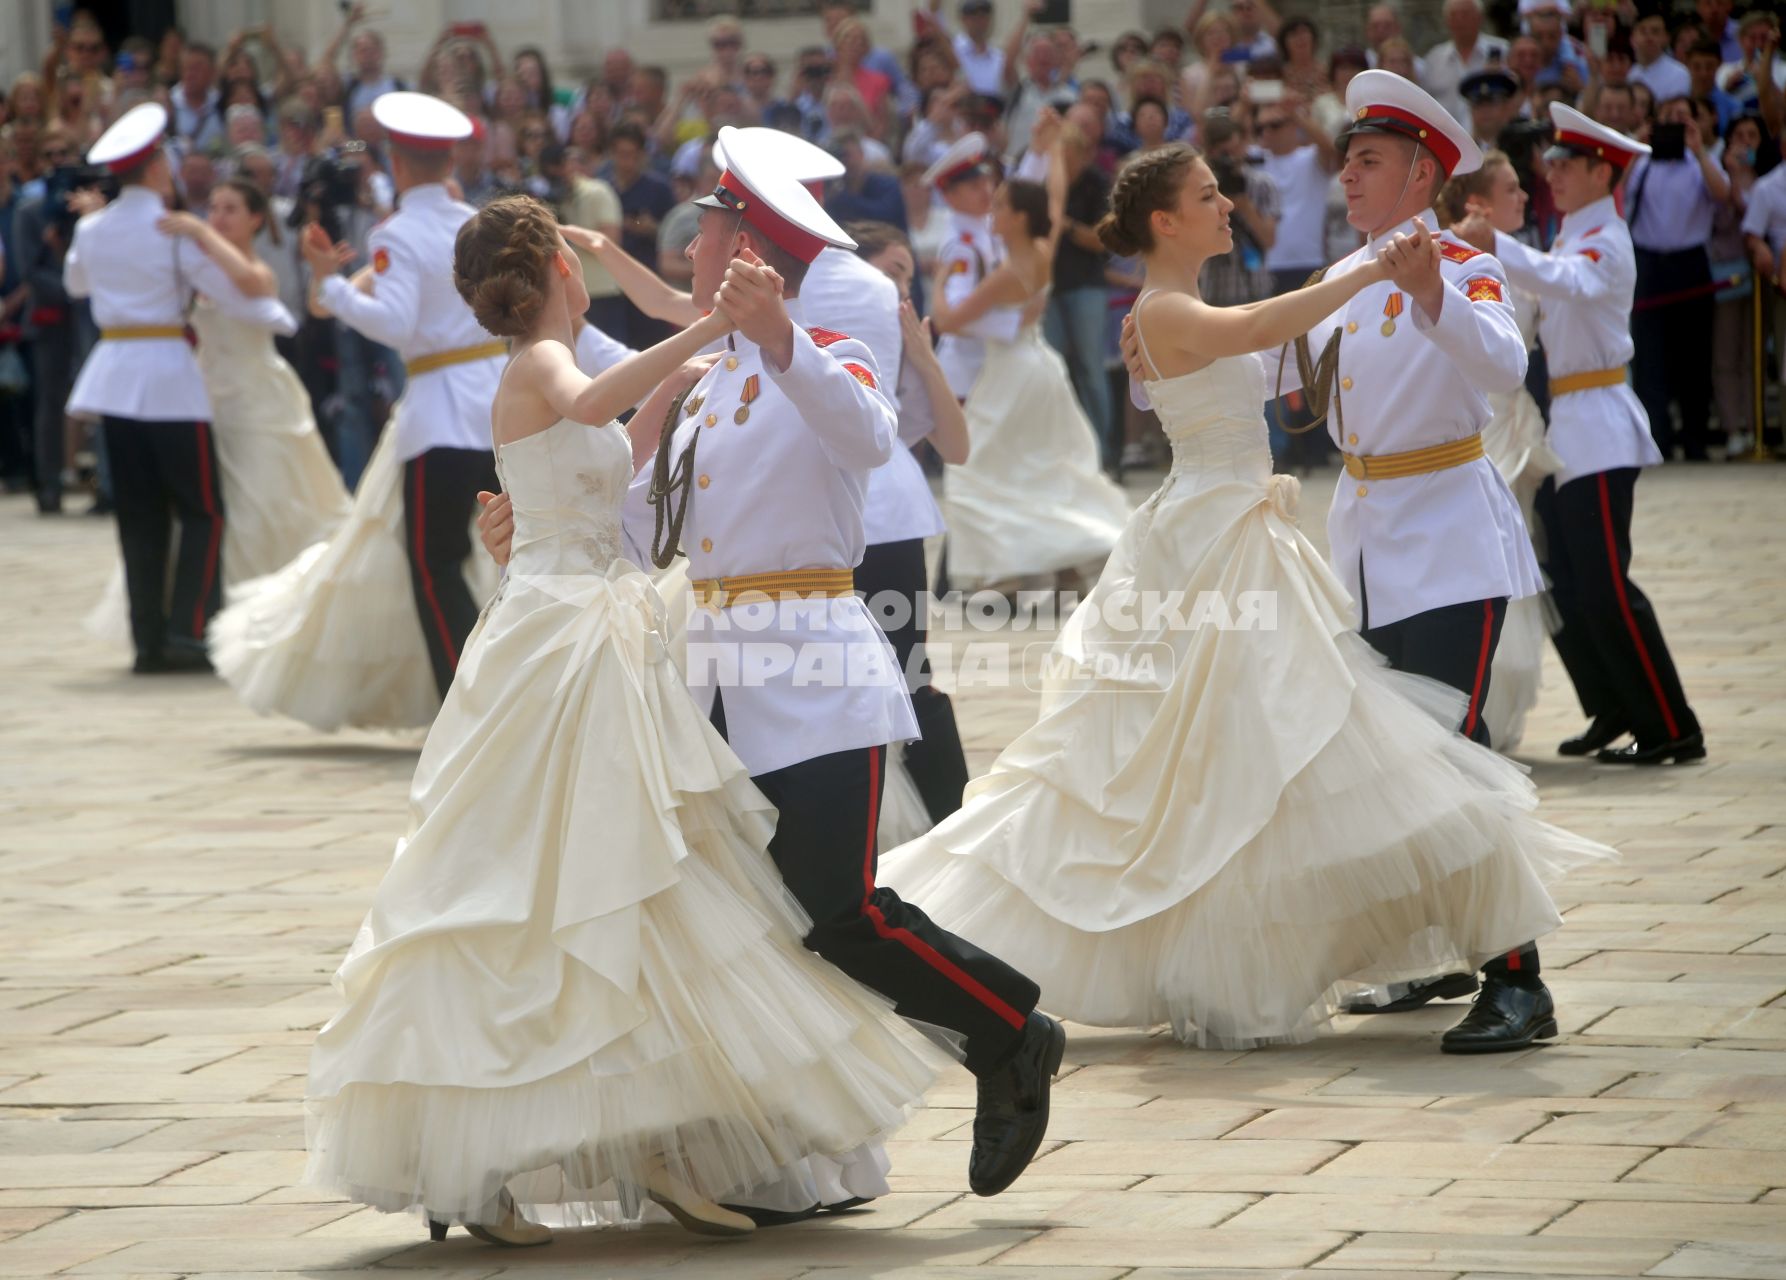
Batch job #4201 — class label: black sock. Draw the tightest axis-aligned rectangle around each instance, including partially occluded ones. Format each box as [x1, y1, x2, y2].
[1483, 943, 1542, 989]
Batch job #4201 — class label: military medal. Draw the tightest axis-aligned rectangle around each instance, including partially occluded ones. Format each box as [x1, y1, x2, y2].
[734, 374, 759, 425]
[1380, 292, 1403, 337]
[683, 394, 704, 419]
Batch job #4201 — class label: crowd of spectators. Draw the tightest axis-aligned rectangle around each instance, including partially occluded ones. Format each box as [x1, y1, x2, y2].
[1, 0, 1779, 511]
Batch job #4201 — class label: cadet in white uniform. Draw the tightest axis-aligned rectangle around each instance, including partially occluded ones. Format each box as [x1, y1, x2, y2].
[780, 132, 970, 825]
[628, 127, 1062, 1199]
[303, 93, 503, 698]
[924, 133, 1024, 596]
[925, 134, 1023, 402]
[65, 104, 297, 672]
[1458, 105, 1703, 766]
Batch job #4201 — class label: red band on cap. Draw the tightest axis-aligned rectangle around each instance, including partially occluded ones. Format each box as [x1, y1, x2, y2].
[1356, 104, 1461, 175]
[716, 169, 826, 263]
[1554, 127, 1639, 168]
[105, 139, 161, 174]
[934, 157, 981, 187]
[387, 130, 458, 152]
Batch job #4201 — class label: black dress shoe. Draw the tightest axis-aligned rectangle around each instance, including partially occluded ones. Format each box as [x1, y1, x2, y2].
[36, 493, 62, 515]
[1595, 731, 1706, 765]
[132, 651, 170, 675]
[156, 644, 215, 674]
[1341, 971, 1479, 1015]
[1440, 978, 1557, 1054]
[1558, 716, 1628, 756]
[968, 1012, 1065, 1197]
[716, 1202, 822, 1228]
[817, 1196, 875, 1214]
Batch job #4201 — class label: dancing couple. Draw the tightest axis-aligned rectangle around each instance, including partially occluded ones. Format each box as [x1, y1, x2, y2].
[303, 129, 1064, 1244]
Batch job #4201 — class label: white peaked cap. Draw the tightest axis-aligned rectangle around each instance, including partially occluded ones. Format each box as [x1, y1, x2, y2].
[712, 127, 845, 183]
[692, 124, 855, 261]
[922, 132, 989, 188]
[372, 91, 474, 149]
[88, 102, 168, 172]
[1547, 101, 1650, 169]
[1342, 68, 1483, 177]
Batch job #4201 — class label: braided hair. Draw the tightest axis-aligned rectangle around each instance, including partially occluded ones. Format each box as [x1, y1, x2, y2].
[1096, 142, 1200, 257]
[452, 194, 560, 338]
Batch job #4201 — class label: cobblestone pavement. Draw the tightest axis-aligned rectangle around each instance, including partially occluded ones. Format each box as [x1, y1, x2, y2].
[2, 461, 1783, 1279]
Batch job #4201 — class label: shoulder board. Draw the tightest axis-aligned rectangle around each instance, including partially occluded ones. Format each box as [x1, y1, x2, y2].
[1577, 247, 1603, 262]
[807, 326, 850, 348]
[1438, 240, 1484, 264]
[842, 361, 877, 389]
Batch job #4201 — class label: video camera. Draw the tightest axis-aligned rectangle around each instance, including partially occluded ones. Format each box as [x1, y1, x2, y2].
[42, 162, 118, 237]
[288, 141, 369, 243]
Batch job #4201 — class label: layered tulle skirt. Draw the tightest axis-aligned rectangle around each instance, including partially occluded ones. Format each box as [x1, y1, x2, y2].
[304, 561, 937, 1221]
[1480, 384, 1562, 752]
[880, 468, 1612, 1048]
[942, 327, 1131, 589]
[208, 428, 497, 732]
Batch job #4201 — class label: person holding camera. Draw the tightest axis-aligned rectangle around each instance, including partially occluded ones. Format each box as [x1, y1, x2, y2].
[12, 133, 83, 515]
[1624, 94, 1729, 461]
[1197, 110, 1280, 308]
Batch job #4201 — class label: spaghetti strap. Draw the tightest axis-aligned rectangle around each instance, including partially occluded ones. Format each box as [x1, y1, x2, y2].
[1132, 288, 1165, 383]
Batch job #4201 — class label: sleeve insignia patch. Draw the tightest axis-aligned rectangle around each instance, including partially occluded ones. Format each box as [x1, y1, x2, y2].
[1465, 275, 1504, 303]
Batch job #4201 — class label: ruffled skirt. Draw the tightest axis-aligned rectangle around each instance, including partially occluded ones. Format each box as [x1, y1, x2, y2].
[208, 428, 497, 732]
[942, 328, 1131, 589]
[304, 562, 937, 1221]
[880, 470, 1612, 1048]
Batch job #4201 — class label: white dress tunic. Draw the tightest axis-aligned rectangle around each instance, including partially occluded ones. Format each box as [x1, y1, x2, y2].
[64, 185, 296, 421]
[316, 181, 500, 463]
[1492, 195, 1663, 488]
[1272, 213, 1543, 628]
[622, 303, 919, 777]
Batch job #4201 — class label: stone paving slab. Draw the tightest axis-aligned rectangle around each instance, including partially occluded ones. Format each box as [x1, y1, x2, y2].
[2, 463, 1784, 1276]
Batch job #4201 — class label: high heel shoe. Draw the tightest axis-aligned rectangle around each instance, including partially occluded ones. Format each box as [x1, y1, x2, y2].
[425, 1190, 552, 1248]
[644, 1156, 755, 1237]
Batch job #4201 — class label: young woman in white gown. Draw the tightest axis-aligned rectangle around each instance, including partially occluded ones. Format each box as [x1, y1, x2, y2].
[879, 145, 1612, 1050]
[87, 181, 351, 647]
[209, 311, 627, 733]
[931, 162, 1131, 592]
[303, 196, 936, 1244]
[1440, 154, 1560, 752]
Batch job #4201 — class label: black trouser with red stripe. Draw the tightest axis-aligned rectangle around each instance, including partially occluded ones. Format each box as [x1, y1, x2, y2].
[403, 447, 498, 698]
[1534, 468, 1699, 747]
[1360, 589, 1541, 983]
[858, 537, 969, 823]
[711, 691, 1039, 1077]
[102, 417, 225, 664]
[1359, 594, 1508, 748]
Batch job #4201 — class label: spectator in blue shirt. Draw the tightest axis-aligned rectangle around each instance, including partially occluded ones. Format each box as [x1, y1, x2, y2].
[822, 132, 907, 232]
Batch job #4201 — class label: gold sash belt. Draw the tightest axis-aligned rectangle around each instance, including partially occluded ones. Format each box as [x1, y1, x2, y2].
[405, 340, 506, 376]
[1342, 434, 1485, 481]
[1550, 367, 1625, 396]
[100, 325, 186, 340]
[691, 568, 855, 609]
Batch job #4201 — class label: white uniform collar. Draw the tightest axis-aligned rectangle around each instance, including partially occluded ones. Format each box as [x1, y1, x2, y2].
[117, 184, 166, 213]
[1365, 208, 1442, 254]
[400, 181, 453, 207]
[1560, 194, 1618, 237]
[727, 296, 807, 356]
[948, 208, 989, 239]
